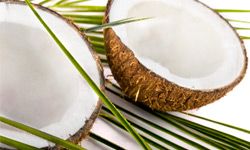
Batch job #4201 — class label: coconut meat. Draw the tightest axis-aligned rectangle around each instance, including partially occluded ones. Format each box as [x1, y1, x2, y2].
[0, 3, 100, 148]
[109, 0, 245, 90]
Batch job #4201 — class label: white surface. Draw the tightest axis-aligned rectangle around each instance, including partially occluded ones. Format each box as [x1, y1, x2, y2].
[82, 0, 250, 150]
[0, 2, 101, 148]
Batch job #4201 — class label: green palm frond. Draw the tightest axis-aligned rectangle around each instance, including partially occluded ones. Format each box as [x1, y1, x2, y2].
[1, 0, 250, 149]
[182, 112, 250, 134]
[100, 111, 184, 150]
[103, 105, 208, 149]
[104, 81, 250, 149]
[24, 0, 151, 149]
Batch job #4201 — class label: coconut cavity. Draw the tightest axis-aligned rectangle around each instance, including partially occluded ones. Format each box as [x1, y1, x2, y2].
[104, 0, 247, 111]
[108, 0, 245, 90]
[0, 1, 102, 148]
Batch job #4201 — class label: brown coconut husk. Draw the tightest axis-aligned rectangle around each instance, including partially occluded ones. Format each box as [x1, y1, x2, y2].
[104, 0, 248, 112]
[0, 0, 104, 149]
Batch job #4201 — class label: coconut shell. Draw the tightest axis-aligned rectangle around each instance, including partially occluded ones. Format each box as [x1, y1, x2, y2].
[0, 0, 104, 149]
[104, 0, 248, 112]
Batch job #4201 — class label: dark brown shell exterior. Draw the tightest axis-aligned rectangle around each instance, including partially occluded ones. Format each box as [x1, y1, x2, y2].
[0, 0, 104, 149]
[104, 0, 248, 112]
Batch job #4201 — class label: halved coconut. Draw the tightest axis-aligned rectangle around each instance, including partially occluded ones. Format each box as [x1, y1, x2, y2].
[0, 0, 103, 149]
[104, 0, 248, 111]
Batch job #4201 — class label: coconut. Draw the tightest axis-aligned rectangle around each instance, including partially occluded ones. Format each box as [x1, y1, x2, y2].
[104, 0, 248, 112]
[0, 0, 103, 149]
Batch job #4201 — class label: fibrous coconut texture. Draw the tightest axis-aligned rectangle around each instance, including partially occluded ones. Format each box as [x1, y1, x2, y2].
[104, 0, 247, 112]
[0, 0, 103, 149]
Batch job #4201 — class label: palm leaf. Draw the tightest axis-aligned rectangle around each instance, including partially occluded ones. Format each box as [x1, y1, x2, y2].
[215, 9, 250, 13]
[0, 136, 39, 150]
[24, 0, 151, 149]
[1, 0, 250, 149]
[84, 17, 151, 33]
[104, 80, 250, 149]
[89, 132, 125, 150]
[182, 112, 250, 134]
[0, 116, 85, 150]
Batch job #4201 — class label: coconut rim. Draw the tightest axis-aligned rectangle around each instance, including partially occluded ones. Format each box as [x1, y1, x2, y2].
[0, 0, 104, 148]
[104, 0, 248, 93]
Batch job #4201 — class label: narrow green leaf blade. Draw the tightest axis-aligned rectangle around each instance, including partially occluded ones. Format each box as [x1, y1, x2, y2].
[89, 132, 125, 150]
[52, 5, 106, 12]
[39, 0, 51, 5]
[227, 19, 250, 24]
[0, 135, 39, 150]
[85, 17, 151, 33]
[55, 0, 90, 7]
[163, 113, 250, 148]
[216, 9, 250, 13]
[234, 27, 250, 30]
[182, 112, 250, 134]
[24, 1, 151, 149]
[52, 0, 68, 7]
[0, 116, 85, 150]
[63, 14, 104, 20]
[241, 36, 250, 40]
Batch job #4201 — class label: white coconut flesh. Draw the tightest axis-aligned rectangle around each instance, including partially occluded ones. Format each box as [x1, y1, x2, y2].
[109, 0, 246, 90]
[0, 3, 101, 148]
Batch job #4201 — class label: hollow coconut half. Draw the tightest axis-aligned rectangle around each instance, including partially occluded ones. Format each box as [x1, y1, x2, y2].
[0, 0, 103, 149]
[104, 0, 248, 112]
